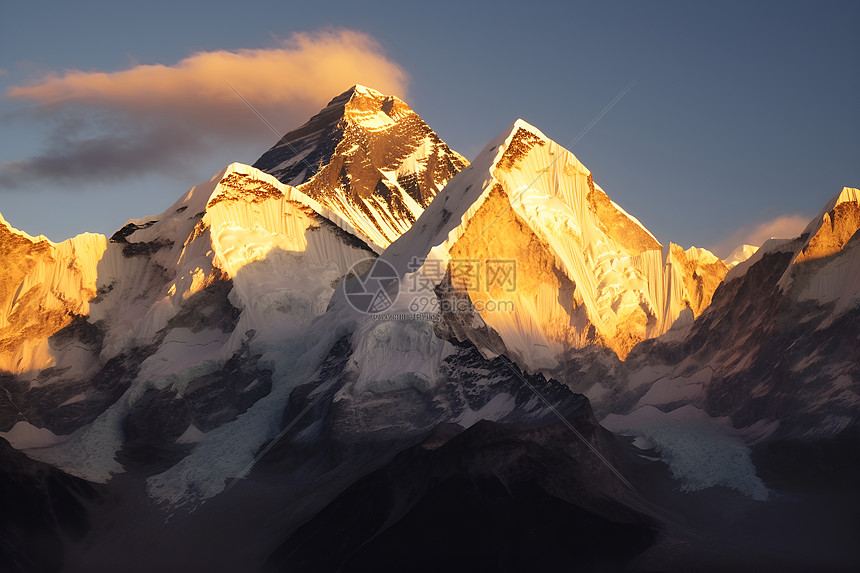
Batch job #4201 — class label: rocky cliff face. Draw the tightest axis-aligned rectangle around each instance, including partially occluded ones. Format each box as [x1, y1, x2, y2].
[254, 85, 468, 249]
[633, 186, 860, 441]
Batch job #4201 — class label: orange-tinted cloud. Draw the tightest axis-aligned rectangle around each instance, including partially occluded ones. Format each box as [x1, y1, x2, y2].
[710, 214, 810, 258]
[1, 29, 409, 188]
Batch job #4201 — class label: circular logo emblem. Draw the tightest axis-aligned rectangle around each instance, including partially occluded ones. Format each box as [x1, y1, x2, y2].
[342, 257, 399, 314]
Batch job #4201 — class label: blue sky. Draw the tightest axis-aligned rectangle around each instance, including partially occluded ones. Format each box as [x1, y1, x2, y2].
[1, 0, 857, 255]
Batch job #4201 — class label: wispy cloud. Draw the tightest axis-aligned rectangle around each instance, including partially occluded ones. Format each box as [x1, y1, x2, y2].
[1, 29, 409, 190]
[710, 214, 810, 258]
[0, 123, 199, 189]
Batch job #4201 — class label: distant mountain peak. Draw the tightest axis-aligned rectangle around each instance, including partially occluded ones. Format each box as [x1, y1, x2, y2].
[314, 84, 391, 121]
[341, 83, 389, 105]
[723, 244, 758, 269]
[793, 186, 860, 264]
[254, 86, 467, 249]
[349, 83, 383, 95]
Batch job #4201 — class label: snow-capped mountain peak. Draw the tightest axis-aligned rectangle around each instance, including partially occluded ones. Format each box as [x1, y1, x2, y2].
[723, 244, 758, 269]
[253, 85, 468, 250]
[375, 119, 726, 367]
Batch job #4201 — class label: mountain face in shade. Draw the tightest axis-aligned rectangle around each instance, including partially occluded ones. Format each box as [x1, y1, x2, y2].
[266, 407, 659, 573]
[254, 85, 468, 249]
[616, 186, 860, 441]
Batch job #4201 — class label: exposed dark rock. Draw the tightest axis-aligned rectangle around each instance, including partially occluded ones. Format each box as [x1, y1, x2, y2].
[0, 379, 21, 431]
[253, 89, 349, 185]
[278, 335, 353, 441]
[118, 387, 193, 474]
[120, 239, 174, 258]
[496, 126, 545, 171]
[124, 388, 191, 444]
[0, 438, 103, 573]
[184, 342, 273, 432]
[166, 274, 241, 333]
[206, 172, 284, 209]
[7, 342, 149, 436]
[308, 217, 376, 255]
[49, 315, 104, 349]
[109, 220, 157, 243]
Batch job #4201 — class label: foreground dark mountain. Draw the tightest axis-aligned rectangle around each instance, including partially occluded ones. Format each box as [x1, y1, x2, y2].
[268, 414, 860, 573]
[266, 405, 659, 573]
[0, 438, 104, 573]
[0, 86, 857, 572]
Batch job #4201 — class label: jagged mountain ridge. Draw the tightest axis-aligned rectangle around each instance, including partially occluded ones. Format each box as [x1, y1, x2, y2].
[0, 85, 857, 573]
[0, 114, 728, 503]
[254, 85, 468, 249]
[0, 87, 470, 498]
[0, 214, 105, 374]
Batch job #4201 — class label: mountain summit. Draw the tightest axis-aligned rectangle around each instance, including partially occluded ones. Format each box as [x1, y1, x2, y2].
[254, 85, 468, 249]
[377, 119, 727, 365]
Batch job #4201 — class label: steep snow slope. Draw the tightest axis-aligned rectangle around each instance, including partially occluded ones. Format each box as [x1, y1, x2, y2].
[0, 214, 106, 374]
[0, 163, 377, 484]
[376, 120, 726, 367]
[254, 85, 468, 249]
[92, 162, 374, 363]
[781, 187, 860, 305]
